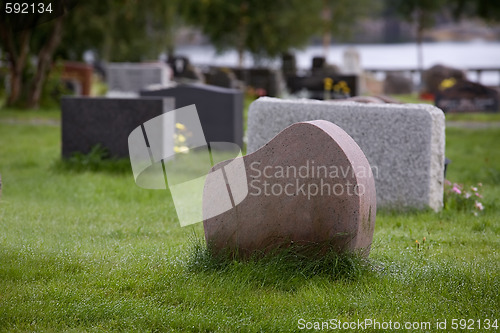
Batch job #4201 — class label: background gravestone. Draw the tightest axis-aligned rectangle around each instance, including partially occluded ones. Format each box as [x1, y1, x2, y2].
[61, 97, 174, 158]
[423, 64, 466, 95]
[435, 80, 499, 113]
[61, 62, 93, 96]
[247, 97, 445, 211]
[141, 84, 244, 148]
[107, 63, 171, 94]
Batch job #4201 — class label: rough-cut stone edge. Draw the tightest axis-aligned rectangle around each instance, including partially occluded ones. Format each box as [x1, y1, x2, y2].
[247, 97, 445, 211]
[427, 104, 445, 211]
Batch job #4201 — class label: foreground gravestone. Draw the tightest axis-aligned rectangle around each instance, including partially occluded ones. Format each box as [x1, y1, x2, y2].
[435, 80, 499, 113]
[247, 97, 445, 211]
[141, 84, 244, 147]
[107, 63, 171, 94]
[61, 97, 174, 158]
[203, 120, 376, 257]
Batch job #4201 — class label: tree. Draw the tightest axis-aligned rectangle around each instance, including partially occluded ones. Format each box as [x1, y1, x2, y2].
[58, 0, 182, 62]
[182, 0, 323, 66]
[0, 0, 76, 108]
[391, 0, 445, 81]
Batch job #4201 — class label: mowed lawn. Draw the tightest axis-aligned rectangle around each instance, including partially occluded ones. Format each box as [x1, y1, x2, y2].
[0, 110, 499, 332]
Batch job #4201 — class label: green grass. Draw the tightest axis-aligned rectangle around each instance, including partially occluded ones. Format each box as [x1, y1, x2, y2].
[0, 113, 499, 332]
[445, 112, 500, 122]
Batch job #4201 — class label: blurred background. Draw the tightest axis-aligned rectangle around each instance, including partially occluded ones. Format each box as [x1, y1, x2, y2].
[0, 0, 499, 109]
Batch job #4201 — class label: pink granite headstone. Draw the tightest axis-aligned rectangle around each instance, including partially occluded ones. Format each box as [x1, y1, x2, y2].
[203, 120, 376, 257]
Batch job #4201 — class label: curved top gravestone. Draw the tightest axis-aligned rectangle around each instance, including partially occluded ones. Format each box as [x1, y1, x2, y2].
[203, 120, 376, 258]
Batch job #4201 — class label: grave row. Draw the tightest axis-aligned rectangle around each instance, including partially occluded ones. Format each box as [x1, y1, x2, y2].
[62, 89, 444, 212]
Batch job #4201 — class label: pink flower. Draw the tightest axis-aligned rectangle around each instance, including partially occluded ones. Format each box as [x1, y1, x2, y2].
[475, 201, 484, 211]
[464, 192, 471, 199]
[452, 185, 461, 194]
[475, 192, 483, 199]
[471, 186, 478, 192]
[444, 179, 451, 186]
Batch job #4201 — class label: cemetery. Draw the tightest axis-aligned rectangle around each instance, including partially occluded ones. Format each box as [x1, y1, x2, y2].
[1, 1, 499, 331]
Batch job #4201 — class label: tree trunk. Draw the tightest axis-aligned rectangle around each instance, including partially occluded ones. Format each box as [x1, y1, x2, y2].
[27, 15, 64, 109]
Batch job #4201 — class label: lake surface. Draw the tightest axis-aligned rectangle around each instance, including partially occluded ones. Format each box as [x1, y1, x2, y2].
[176, 41, 500, 85]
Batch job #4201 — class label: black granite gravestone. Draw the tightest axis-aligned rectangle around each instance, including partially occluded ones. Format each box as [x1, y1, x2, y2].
[435, 80, 499, 113]
[140, 84, 244, 148]
[61, 97, 174, 158]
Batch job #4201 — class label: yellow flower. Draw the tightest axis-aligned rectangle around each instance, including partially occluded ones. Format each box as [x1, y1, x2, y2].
[439, 78, 456, 90]
[175, 123, 186, 130]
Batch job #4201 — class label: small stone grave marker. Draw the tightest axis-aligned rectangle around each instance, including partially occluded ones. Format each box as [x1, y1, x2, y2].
[61, 97, 174, 158]
[435, 80, 499, 113]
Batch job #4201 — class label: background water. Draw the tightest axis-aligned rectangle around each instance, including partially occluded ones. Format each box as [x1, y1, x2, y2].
[176, 41, 500, 86]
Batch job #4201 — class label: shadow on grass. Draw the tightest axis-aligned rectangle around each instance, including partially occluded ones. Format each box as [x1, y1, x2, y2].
[185, 237, 379, 291]
[51, 144, 131, 174]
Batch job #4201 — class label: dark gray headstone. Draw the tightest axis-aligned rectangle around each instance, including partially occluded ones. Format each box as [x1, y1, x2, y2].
[141, 84, 244, 148]
[231, 68, 284, 97]
[435, 80, 499, 113]
[205, 68, 239, 89]
[61, 97, 175, 158]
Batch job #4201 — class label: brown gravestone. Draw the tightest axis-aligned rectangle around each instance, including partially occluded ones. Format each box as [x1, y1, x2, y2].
[203, 120, 376, 258]
[423, 64, 466, 95]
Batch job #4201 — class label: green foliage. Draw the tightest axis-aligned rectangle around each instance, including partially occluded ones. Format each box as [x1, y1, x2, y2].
[53, 144, 131, 174]
[59, 0, 182, 62]
[0, 114, 498, 331]
[182, 0, 323, 60]
[391, 0, 445, 28]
